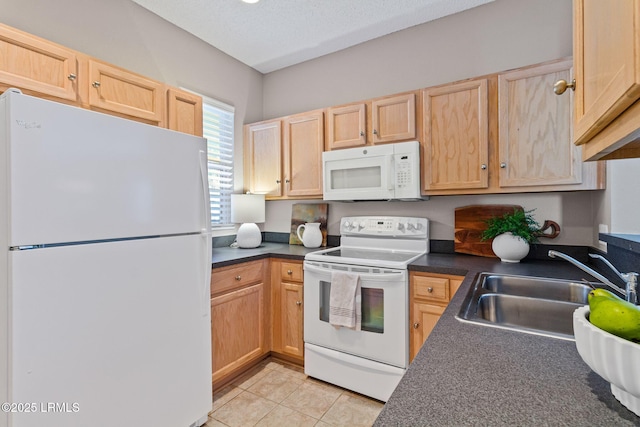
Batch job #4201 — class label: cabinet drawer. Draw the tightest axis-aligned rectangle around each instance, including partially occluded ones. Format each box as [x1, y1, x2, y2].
[211, 259, 266, 296]
[280, 261, 303, 283]
[413, 276, 449, 303]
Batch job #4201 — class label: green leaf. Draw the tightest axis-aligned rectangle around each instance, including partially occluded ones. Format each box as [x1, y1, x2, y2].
[480, 208, 541, 244]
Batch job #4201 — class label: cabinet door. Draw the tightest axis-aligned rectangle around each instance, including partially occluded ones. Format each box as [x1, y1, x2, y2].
[573, 0, 640, 145]
[283, 111, 324, 197]
[326, 103, 366, 149]
[422, 79, 489, 191]
[0, 24, 78, 102]
[498, 59, 582, 187]
[211, 283, 266, 384]
[88, 59, 164, 123]
[410, 302, 445, 361]
[279, 282, 304, 359]
[244, 120, 282, 197]
[167, 88, 203, 136]
[371, 93, 416, 143]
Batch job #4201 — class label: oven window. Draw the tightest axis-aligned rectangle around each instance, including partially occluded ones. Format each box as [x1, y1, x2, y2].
[319, 281, 384, 333]
[330, 166, 381, 190]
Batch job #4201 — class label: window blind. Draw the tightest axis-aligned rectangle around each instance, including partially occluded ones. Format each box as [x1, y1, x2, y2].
[202, 96, 234, 227]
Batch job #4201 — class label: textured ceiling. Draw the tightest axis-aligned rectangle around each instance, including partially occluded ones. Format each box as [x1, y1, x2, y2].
[130, 0, 494, 73]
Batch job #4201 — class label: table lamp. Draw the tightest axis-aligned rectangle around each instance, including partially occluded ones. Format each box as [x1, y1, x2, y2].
[231, 193, 265, 248]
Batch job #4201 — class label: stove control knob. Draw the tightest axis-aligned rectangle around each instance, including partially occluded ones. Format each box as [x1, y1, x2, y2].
[397, 222, 405, 231]
[356, 221, 365, 231]
[343, 221, 353, 231]
[407, 223, 415, 231]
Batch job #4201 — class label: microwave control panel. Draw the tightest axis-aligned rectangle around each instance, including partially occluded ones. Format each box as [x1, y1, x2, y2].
[393, 146, 420, 199]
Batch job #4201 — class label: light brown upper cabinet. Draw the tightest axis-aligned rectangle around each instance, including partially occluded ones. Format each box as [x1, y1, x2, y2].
[498, 59, 603, 191]
[326, 102, 366, 149]
[0, 23, 202, 136]
[167, 88, 203, 137]
[569, 0, 640, 160]
[422, 59, 604, 196]
[0, 23, 79, 103]
[283, 110, 324, 198]
[371, 92, 417, 144]
[499, 59, 584, 187]
[422, 79, 489, 191]
[325, 92, 417, 150]
[244, 119, 283, 198]
[87, 59, 164, 125]
[244, 110, 324, 200]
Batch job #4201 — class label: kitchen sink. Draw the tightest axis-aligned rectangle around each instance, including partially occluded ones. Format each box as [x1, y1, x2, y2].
[481, 274, 591, 303]
[456, 273, 610, 341]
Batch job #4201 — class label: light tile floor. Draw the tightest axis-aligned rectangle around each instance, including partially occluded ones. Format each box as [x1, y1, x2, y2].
[206, 357, 384, 427]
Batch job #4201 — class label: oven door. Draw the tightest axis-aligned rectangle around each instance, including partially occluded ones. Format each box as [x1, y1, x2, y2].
[303, 260, 408, 368]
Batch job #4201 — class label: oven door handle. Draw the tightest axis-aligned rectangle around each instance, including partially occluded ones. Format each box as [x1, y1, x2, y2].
[304, 263, 405, 280]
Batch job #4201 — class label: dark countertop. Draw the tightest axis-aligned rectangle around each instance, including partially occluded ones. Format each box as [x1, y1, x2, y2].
[210, 245, 640, 425]
[377, 253, 640, 426]
[211, 242, 320, 267]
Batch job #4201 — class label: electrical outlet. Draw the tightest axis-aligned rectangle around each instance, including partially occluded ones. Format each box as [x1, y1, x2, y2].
[598, 224, 608, 252]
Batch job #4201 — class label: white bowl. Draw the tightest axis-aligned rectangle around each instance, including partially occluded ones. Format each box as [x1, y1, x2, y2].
[573, 305, 640, 416]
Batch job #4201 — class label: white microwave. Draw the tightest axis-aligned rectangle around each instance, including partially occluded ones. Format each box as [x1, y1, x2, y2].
[322, 141, 423, 201]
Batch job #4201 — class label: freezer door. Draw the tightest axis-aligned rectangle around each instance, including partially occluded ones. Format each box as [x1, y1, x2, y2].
[1, 92, 209, 247]
[7, 235, 211, 427]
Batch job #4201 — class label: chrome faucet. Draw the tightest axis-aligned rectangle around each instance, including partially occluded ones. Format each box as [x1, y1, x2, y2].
[548, 250, 638, 305]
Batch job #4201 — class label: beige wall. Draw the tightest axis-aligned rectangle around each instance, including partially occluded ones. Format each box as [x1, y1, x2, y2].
[262, 0, 572, 119]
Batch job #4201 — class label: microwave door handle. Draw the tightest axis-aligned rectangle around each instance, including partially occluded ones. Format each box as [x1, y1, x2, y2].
[388, 155, 395, 190]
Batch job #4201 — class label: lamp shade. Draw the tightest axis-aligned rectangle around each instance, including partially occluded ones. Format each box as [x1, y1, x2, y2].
[231, 194, 265, 223]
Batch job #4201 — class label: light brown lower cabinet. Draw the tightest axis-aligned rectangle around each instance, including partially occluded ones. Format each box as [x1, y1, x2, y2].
[210, 259, 269, 389]
[271, 259, 304, 363]
[410, 272, 464, 361]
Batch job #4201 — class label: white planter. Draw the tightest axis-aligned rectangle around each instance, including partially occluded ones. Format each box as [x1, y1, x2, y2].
[491, 232, 530, 263]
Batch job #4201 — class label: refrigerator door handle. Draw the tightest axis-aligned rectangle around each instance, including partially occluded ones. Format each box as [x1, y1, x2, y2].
[198, 149, 211, 234]
[199, 149, 212, 316]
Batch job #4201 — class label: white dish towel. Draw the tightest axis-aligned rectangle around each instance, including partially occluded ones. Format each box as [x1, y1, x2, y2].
[329, 271, 361, 330]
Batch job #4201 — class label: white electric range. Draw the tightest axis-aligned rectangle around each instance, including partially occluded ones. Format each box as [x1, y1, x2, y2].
[303, 216, 429, 402]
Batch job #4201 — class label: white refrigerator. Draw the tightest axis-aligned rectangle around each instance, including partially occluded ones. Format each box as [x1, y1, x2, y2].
[0, 90, 212, 427]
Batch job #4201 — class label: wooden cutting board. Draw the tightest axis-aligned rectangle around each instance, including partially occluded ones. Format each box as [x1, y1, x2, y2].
[454, 205, 524, 257]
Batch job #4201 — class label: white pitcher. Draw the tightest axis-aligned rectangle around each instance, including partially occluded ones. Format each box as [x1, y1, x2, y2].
[296, 222, 322, 248]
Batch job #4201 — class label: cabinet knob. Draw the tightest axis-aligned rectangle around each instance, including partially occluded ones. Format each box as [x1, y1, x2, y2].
[296, 301, 302, 306]
[287, 269, 293, 275]
[413, 322, 420, 329]
[67, 73, 77, 81]
[235, 275, 241, 281]
[373, 129, 378, 135]
[427, 287, 433, 293]
[360, 131, 365, 137]
[285, 179, 290, 184]
[553, 79, 576, 95]
[500, 162, 507, 169]
[481, 164, 487, 170]
[92, 81, 101, 88]
[276, 179, 281, 184]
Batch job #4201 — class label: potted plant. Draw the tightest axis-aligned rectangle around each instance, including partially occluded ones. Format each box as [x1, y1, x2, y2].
[481, 209, 541, 263]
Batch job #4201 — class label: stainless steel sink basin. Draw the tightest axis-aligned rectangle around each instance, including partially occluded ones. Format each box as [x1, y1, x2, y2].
[481, 274, 591, 304]
[476, 294, 583, 338]
[456, 273, 611, 341]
